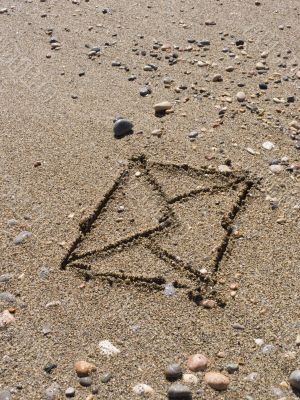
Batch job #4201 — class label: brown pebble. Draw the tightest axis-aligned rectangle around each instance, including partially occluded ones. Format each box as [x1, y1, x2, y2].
[74, 361, 96, 377]
[187, 354, 209, 372]
[204, 371, 230, 391]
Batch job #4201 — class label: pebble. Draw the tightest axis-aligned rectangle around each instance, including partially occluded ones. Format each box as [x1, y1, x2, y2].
[269, 165, 283, 174]
[187, 131, 198, 139]
[74, 360, 96, 377]
[289, 370, 300, 390]
[236, 91, 246, 102]
[218, 165, 231, 173]
[132, 383, 154, 396]
[165, 364, 183, 381]
[0, 390, 11, 400]
[204, 372, 230, 391]
[113, 119, 133, 138]
[14, 231, 32, 245]
[154, 101, 172, 113]
[187, 354, 209, 372]
[182, 373, 198, 385]
[139, 86, 151, 96]
[0, 310, 15, 328]
[65, 387, 75, 398]
[101, 372, 112, 383]
[0, 292, 16, 303]
[225, 363, 239, 374]
[164, 283, 176, 296]
[212, 74, 223, 82]
[0, 274, 13, 283]
[99, 340, 120, 355]
[262, 141, 274, 150]
[45, 383, 61, 400]
[168, 383, 192, 400]
[79, 377, 92, 387]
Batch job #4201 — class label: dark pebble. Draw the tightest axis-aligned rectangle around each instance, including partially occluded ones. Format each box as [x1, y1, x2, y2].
[113, 119, 133, 138]
[259, 83, 268, 89]
[79, 377, 92, 387]
[165, 364, 183, 381]
[139, 86, 151, 96]
[168, 383, 192, 400]
[44, 363, 57, 374]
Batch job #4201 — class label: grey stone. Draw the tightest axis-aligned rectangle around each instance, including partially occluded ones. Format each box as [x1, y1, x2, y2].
[0, 274, 13, 283]
[165, 364, 183, 381]
[225, 363, 239, 374]
[0, 390, 11, 400]
[164, 283, 176, 297]
[101, 372, 112, 383]
[139, 86, 151, 96]
[79, 376, 92, 387]
[168, 383, 192, 399]
[0, 292, 16, 303]
[113, 119, 133, 138]
[289, 370, 300, 390]
[14, 231, 32, 245]
[45, 383, 61, 400]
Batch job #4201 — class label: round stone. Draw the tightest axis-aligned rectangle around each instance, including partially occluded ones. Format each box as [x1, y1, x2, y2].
[212, 74, 223, 82]
[79, 376, 92, 387]
[168, 383, 192, 399]
[133, 383, 154, 396]
[236, 91, 246, 102]
[139, 86, 151, 96]
[74, 360, 96, 377]
[113, 119, 133, 138]
[182, 373, 198, 385]
[204, 372, 230, 391]
[65, 387, 75, 398]
[14, 231, 32, 245]
[154, 101, 172, 113]
[165, 364, 183, 381]
[289, 370, 300, 390]
[187, 354, 209, 372]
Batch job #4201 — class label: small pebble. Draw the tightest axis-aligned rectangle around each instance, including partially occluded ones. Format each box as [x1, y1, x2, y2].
[132, 383, 154, 396]
[212, 74, 223, 82]
[79, 377, 92, 387]
[0, 292, 16, 303]
[262, 141, 274, 150]
[101, 372, 112, 383]
[154, 101, 172, 113]
[0, 390, 11, 400]
[289, 370, 300, 390]
[204, 372, 229, 391]
[187, 354, 209, 372]
[14, 231, 32, 245]
[168, 383, 192, 399]
[182, 373, 198, 385]
[65, 387, 75, 398]
[225, 363, 239, 374]
[113, 119, 133, 138]
[0, 310, 15, 328]
[99, 340, 120, 355]
[164, 283, 176, 296]
[236, 91, 246, 102]
[165, 364, 183, 381]
[74, 360, 96, 377]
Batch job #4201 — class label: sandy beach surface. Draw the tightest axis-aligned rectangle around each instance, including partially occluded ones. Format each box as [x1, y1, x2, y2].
[0, 0, 299, 398]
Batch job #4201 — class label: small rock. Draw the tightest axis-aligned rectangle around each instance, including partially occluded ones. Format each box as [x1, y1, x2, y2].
[79, 377, 92, 387]
[165, 364, 183, 381]
[14, 231, 32, 245]
[154, 101, 172, 113]
[0, 274, 13, 283]
[0, 292, 16, 303]
[45, 383, 61, 400]
[0, 8, 8, 14]
[113, 119, 133, 138]
[65, 387, 75, 398]
[74, 360, 96, 377]
[262, 141, 274, 150]
[182, 373, 198, 385]
[218, 165, 231, 173]
[225, 363, 239, 374]
[187, 354, 209, 372]
[168, 383, 192, 399]
[269, 165, 283, 174]
[132, 383, 154, 396]
[101, 372, 112, 383]
[212, 74, 223, 82]
[164, 283, 176, 296]
[204, 372, 230, 391]
[99, 340, 120, 356]
[236, 91, 246, 102]
[289, 370, 300, 390]
[0, 310, 16, 329]
[139, 86, 151, 96]
[187, 131, 198, 139]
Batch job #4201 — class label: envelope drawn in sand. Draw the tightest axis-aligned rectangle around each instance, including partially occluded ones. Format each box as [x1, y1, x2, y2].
[61, 156, 254, 296]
